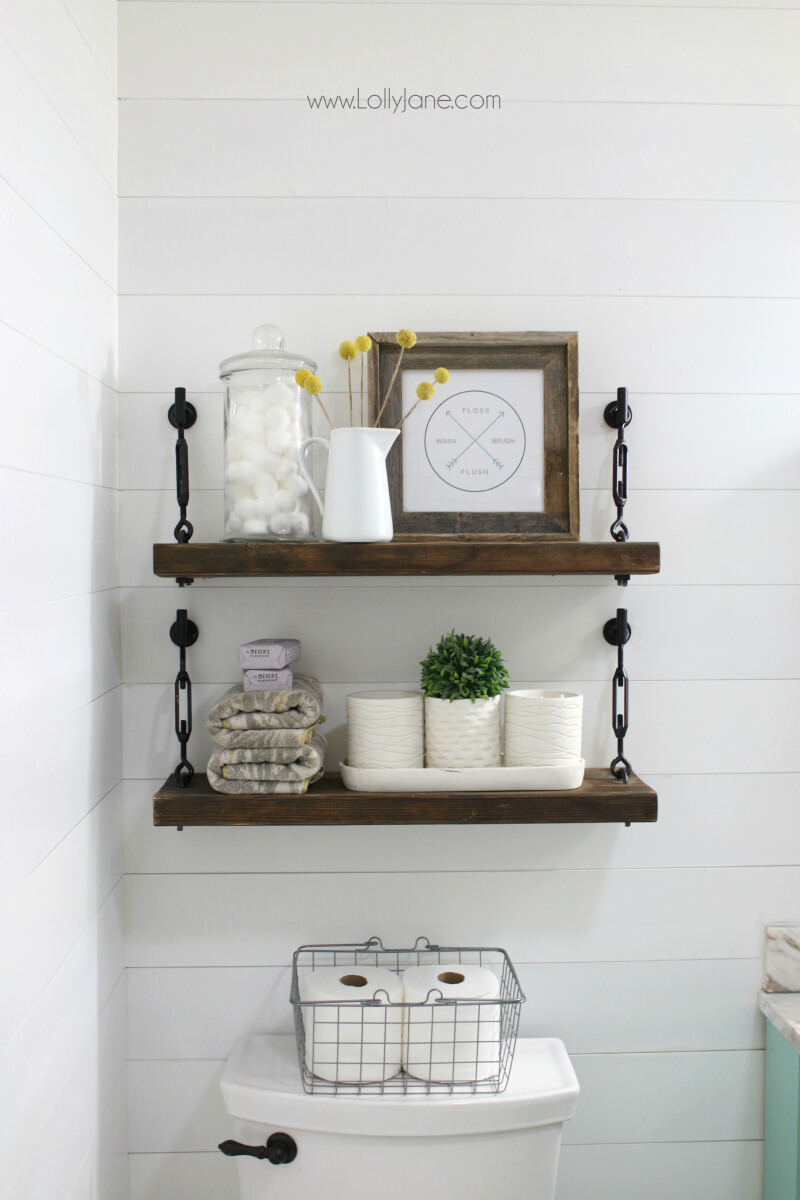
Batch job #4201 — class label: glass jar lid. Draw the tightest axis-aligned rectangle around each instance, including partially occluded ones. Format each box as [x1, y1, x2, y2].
[219, 324, 317, 378]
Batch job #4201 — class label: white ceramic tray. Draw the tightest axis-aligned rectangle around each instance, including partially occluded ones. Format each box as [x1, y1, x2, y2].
[340, 759, 585, 793]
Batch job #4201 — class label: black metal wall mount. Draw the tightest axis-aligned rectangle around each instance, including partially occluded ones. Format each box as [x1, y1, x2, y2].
[604, 387, 634, 783]
[168, 390, 198, 815]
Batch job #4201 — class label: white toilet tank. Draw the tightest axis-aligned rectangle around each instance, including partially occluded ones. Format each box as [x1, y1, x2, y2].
[220, 1035, 579, 1200]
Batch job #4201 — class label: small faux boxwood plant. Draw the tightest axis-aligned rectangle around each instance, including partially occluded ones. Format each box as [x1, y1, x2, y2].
[420, 631, 510, 703]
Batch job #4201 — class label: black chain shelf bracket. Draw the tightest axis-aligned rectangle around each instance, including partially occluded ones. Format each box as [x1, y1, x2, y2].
[170, 609, 198, 824]
[168, 386, 197, 586]
[604, 385, 632, 587]
[603, 608, 632, 790]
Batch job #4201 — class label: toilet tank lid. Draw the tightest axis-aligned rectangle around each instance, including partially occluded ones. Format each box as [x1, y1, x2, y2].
[220, 1035, 579, 1138]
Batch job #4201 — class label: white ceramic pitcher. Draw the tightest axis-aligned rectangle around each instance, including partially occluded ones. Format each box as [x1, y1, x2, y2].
[299, 427, 400, 542]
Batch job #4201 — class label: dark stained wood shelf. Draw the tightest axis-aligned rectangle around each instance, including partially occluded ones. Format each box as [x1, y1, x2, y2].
[153, 540, 660, 579]
[154, 769, 657, 827]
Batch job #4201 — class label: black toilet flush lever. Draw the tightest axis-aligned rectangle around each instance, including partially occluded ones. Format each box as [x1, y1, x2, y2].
[219, 1132, 298, 1165]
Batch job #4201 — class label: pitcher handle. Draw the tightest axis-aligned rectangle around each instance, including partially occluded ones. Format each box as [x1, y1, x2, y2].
[298, 437, 329, 518]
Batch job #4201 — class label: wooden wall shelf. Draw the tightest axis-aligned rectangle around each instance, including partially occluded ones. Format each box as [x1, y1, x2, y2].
[153, 539, 660, 579]
[153, 769, 657, 827]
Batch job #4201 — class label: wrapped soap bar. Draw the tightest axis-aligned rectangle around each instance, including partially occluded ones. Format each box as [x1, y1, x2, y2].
[238, 638, 301, 669]
[242, 668, 294, 693]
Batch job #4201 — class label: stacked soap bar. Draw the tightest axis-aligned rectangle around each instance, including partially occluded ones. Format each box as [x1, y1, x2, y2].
[239, 638, 301, 693]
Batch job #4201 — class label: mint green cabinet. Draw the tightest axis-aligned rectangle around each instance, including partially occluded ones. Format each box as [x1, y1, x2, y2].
[766, 1021, 800, 1200]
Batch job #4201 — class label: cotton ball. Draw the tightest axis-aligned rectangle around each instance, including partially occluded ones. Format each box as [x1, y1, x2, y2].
[274, 455, 295, 480]
[235, 389, 262, 409]
[243, 517, 269, 535]
[255, 494, 279, 519]
[254, 473, 278, 500]
[226, 514, 244, 535]
[228, 459, 259, 486]
[232, 408, 265, 438]
[234, 496, 262, 520]
[283, 472, 309, 498]
[225, 433, 247, 460]
[289, 512, 311, 537]
[269, 512, 294, 537]
[264, 382, 295, 409]
[239, 438, 273, 470]
[266, 429, 292, 454]
[275, 488, 298, 513]
[264, 405, 291, 432]
[248, 390, 270, 414]
[228, 481, 256, 503]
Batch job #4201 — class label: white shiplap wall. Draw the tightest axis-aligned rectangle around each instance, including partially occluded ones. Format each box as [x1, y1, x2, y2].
[0, 0, 125, 1198]
[118, 4, 800, 1198]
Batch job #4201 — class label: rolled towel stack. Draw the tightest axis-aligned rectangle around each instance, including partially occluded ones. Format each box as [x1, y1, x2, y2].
[206, 674, 326, 795]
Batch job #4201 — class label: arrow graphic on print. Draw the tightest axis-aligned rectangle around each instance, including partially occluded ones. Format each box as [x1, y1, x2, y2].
[445, 412, 505, 470]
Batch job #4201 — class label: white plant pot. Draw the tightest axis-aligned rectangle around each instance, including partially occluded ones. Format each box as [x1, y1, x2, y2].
[346, 690, 424, 770]
[504, 690, 583, 766]
[424, 696, 502, 769]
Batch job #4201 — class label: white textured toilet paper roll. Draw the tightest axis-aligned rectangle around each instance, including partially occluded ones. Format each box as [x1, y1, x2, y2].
[302, 966, 403, 1083]
[402, 965, 502, 1083]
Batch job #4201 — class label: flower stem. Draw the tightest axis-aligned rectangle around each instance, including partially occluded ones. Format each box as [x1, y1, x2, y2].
[396, 395, 423, 431]
[313, 393, 334, 429]
[373, 346, 404, 427]
[360, 356, 364, 427]
[347, 361, 353, 427]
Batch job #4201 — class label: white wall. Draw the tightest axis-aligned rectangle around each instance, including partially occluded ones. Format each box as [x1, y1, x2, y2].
[0, 1, 125, 1198]
[118, 4, 800, 1198]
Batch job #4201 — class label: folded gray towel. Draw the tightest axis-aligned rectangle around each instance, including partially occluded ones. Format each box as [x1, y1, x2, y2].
[207, 676, 324, 748]
[207, 731, 327, 795]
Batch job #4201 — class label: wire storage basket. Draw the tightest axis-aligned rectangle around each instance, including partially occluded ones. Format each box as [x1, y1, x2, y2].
[291, 936, 525, 1096]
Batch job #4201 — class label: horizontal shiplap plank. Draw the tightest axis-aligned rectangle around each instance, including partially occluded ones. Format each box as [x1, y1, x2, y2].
[4, 978, 127, 1200]
[119, 389, 800, 493]
[124, 864, 800, 967]
[119, 99, 800, 202]
[0, 887, 124, 1191]
[118, 4, 800, 104]
[120, 197, 800, 299]
[61, 0, 117, 89]
[127, 958, 764, 1060]
[126, 1048, 763, 1152]
[0, 689, 121, 908]
[0, 0, 116, 187]
[0, 591, 120, 744]
[122, 772, 800, 874]
[122, 677, 800, 778]
[118, 294, 800, 396]
[0, 35, 117, 287]
[0, 180, 116, 386]
[0, 326, 117, 488]
[557, 1141, 763, 1200]
[0, 784, 123, 1053]
[0, 472, 118, 608]
[120, 486, 800, 588]
[120, 582, 800, 683]
[128, 1142, 764, 1200]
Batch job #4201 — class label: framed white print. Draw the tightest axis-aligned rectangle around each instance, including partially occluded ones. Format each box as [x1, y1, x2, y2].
[368, 332, 579, 539]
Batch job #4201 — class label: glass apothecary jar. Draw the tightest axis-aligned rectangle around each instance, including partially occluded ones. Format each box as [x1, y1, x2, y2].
[220, 324, 317, 540]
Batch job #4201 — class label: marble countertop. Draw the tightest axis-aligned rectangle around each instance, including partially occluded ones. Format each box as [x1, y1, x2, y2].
[759, 992, 800, 1055]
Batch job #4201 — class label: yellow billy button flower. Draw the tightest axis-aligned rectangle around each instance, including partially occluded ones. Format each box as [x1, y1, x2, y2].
[295, 368, 311, 387]
[416, 381, 435, 401]
[304, 374, 323, 394]
[339, 340, 358, 361]
[434, 367, 450, 384]
[355, 335, 372, 353]
[396, 329, 417, 349]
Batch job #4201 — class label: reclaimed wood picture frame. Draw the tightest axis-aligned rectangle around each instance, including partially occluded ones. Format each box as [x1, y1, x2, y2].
[367, 331, 579, 539]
